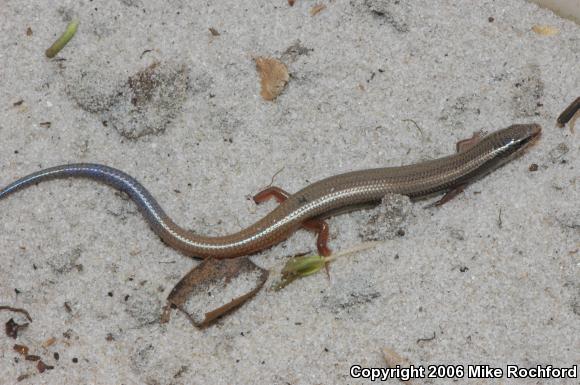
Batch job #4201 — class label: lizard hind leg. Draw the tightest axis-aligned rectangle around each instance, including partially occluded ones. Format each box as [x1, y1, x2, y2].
[302, 219, 332, 278]
[253, 186, 333, 276]
[254, 185, 333, 253]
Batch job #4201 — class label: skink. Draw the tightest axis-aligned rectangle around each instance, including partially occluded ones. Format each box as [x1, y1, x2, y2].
[0, 124, 541, 259]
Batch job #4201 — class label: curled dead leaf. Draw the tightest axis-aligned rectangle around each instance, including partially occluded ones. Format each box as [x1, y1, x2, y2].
[255, 57, 289, 101]
[163, 257, 268, 327]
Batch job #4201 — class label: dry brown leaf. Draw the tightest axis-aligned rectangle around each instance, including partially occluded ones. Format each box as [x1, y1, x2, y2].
[255, 57, 289, 101]
[288, 0, 296, 6]
[310, 4, 326, 16]
[163, 257, 268, 327]
[531, 25, 558, 36]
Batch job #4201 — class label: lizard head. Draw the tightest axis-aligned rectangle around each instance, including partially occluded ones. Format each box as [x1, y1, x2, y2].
[489, 123, 542, 160]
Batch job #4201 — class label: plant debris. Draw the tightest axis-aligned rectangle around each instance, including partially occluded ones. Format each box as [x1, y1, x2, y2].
[37, 360, 54, 373]
[556, 96, 580, 133]
[42, 337, 57, 348]
[383, 347, 414, 384]
[255, 57, 289, 101]
[39, 121, 51, 128]
[26, 27, 33, 36]
[272, 242, 380, 290]
[417, 332, 436, 344]
[140, 49, 153, 59]
[529, 163, 538, 172]
[45, 19, 79, 58]
[162, 257, 268, 327]
[0, 306, 32, 322]
[310, 4, 326, 16]
[402, 119, 424, 138]
[531, 24, 558, 36]
[11, 337, 58, 379]
[208, 27, 220, 36]
[383, 346, 411, 367]
[13, 344, 29, 356]
[16, 374, 31, 382]
[5, 318, 29, 339]
[273, 253, 327, 291]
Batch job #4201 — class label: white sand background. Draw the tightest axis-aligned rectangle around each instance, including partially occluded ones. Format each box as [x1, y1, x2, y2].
[0, 0, 578, 384]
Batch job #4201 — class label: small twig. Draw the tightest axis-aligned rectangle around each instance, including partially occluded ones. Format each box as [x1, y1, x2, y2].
[402, 119, 424, 138]
[140, 49, 153, 59]
[324, 241, 382, 263]
[497, 207, 503, 229]
[555, 217, 580, 230]
[556, 97, 580, 133]
[0, 306, 32, 322]
[45, 19, 79, 58]
[416, 332, 436, 343]
[267, 166, 285, 188]
[251, 166, 287, 203]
